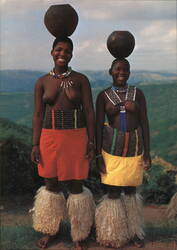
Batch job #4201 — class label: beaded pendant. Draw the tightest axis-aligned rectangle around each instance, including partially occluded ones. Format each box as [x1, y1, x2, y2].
[105, 86, 136, 132]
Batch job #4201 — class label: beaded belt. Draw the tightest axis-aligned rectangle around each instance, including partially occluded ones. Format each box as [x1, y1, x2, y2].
[102, 125, 143, 157]
[43, 109, 86, 129]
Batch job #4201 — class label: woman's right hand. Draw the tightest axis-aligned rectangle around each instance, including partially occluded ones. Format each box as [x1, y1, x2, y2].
[96, 156, 107, 174]
[31, 145, 41, 164]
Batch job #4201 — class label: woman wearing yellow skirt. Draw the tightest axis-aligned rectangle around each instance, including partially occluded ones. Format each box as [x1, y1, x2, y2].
[95, 58, 151, 248]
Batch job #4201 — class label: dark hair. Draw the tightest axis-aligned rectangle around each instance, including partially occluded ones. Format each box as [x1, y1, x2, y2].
[110, 58, 130, 73]
[52, 37, 73, 50]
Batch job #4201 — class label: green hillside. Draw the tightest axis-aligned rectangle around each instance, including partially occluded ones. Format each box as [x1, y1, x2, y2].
[0, 82, 177, 165]
[0, 92, 33, 127]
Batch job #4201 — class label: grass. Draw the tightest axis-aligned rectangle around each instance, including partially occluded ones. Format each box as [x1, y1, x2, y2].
[145, 222, 177, 242]
[0, 225, 41, 250]
[1, 221, 177, 250]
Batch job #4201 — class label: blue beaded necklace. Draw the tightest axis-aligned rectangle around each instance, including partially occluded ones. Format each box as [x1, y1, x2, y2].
[111, 85, 128, 132]
[111, 84, 128, 93]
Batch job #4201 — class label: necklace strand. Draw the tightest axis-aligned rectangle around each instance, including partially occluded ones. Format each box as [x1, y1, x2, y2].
[111, 84, 128, 93]
[49, 67, 73, 88]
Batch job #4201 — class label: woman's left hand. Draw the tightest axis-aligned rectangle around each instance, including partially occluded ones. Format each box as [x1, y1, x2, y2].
[143, 153, 151, 170]
[86, 142, 95, 163]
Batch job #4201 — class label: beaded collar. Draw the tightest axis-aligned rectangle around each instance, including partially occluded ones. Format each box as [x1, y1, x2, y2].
[49, 67, 73, 88]
[49, 67, 72, 79]
[111, 84, 128, 93]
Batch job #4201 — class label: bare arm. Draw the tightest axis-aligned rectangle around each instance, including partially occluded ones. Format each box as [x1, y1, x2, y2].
[96, 92, 105, 154]
[96, 92, 106, 173]
[31, 78, 44, 163]
[81, 75, 95, 161]
[138, 88, 151, 169]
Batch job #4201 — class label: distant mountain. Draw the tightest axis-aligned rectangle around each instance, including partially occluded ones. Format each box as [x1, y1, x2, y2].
[0, 70, 45, 92]
[0, 69, 176, 92]
[83, 70, 177, 87]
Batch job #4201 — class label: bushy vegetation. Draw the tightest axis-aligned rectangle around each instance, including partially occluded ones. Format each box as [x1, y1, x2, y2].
[141, 165, 177, 204]
[0, 81, 177, 203]
[0, 116, 177, 204]
[0, 136, 43, 196]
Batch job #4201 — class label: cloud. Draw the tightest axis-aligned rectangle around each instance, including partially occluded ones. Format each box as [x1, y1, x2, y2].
[82, 9, 112, 20]
[0, 0, 176, 71]
[139, 20, 176, 53]
[1, 0, 176, 20]
[75, 40, 92, 53]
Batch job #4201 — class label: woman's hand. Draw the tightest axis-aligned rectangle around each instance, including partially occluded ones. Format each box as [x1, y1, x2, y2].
[31, 145, 41, 164]
[86, 142, 95, 163]
[96, 155, 107, 174]
[143, 153, 151, 171]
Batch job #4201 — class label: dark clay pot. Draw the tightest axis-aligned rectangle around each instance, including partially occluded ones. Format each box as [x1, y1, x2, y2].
[107, 31, 135, 58]
[44, 4, 79, 37]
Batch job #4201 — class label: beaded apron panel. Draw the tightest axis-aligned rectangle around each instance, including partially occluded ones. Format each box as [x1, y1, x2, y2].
[43, 109, 86, 129]
[102, 125, 143, 157]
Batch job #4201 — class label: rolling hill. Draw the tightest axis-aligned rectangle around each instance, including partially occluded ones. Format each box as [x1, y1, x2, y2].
[0, 69, 176, 92]
[0, 70, 177, 166]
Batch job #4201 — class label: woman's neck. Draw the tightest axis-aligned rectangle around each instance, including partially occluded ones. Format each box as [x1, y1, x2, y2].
[113, 82, 127, 88]
[54, 65, 68, 74]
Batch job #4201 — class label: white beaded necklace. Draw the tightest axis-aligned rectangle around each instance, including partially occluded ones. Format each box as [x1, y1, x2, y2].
[49, 67, 74, 88]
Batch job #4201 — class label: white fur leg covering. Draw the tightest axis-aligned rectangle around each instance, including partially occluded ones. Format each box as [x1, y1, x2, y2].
[166, 192, 177, 220]
[32, 186, 66, 235]
[123, 193, 145, 240]
[95, 195, 129, 248]
[67, 186, 95, 242]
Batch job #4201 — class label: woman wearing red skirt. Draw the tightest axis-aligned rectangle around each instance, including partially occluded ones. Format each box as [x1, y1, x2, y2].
[31, 37, 95, 250]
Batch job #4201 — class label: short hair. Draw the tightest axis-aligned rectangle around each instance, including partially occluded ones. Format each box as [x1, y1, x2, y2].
[110, 58, 130, 73]
[52, 36, 73, 51]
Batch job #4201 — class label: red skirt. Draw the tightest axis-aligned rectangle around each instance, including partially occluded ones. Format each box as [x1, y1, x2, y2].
[38, 128, 89, 181]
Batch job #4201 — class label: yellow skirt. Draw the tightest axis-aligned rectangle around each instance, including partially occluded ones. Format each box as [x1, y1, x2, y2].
[101, 150, 143, 187]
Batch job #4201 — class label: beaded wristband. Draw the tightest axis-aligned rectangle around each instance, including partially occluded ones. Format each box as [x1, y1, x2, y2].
[96, 154, 102, 158]
[88, 141, 95, 147]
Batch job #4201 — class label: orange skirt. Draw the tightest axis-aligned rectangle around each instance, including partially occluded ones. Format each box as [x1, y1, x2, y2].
[38, 128, 89, 181]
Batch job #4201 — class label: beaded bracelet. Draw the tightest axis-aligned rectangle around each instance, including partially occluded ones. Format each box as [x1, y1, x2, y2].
[89, 141, 94, 145]
[96, 154, 102, 158]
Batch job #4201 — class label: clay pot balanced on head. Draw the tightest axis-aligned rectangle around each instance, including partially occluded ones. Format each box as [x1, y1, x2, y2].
[44, 4, 79, 37]
[107, 31, 135, 58]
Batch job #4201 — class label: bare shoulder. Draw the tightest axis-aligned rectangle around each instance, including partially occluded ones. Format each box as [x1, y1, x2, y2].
[135, 87, 147, 106]
[72, 70, 90, 86]
[97, 87, 111, 101]
[35, 73, 49, 88]
[136, 87, 146, 98]
[136, 87, 144, 95]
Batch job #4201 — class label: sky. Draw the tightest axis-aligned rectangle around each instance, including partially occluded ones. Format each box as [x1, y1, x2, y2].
[0, 0, 176, 72]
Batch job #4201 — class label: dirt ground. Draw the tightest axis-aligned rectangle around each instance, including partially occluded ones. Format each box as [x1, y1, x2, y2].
[1, 195, 177, 250]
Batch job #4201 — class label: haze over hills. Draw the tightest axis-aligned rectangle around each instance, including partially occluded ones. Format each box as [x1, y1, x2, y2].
[0, 69, 176, 92]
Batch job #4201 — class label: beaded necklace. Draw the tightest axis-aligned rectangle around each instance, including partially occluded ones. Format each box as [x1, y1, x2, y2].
[111, 84, 128, 93]
[112, 86, 127, 132]
[49, 67, 73, 88]
[105, 85, 136, 132]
